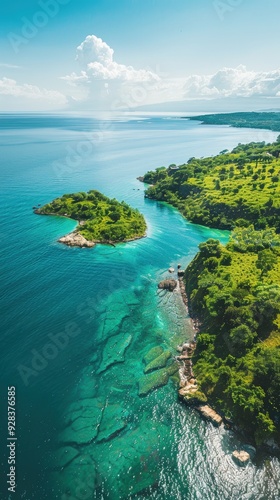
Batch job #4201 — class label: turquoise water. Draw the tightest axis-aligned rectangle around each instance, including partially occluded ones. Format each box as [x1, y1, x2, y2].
[0, 114, 279, 499]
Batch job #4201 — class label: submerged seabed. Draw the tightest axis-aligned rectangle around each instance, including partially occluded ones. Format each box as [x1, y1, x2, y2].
[0, 114, 280, 499]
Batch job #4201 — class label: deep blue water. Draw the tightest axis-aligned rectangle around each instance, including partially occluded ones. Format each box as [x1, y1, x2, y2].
[0, 113, 279, 500]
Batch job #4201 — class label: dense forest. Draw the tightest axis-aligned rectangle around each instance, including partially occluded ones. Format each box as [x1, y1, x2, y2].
[36, 190, 147, 243]
[142, 138, 280, 231]
[185, 230, 280, 445]
[188, 112, 280, 132]
[142, 137, 280, 445]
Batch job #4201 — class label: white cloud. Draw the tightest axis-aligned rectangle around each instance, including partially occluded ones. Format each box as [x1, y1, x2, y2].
[62, 35, 160, 86]
[76, 35, 114, 67]
[61, 37, 280, 110]
[183, 65, 280, 99]
[61, 71, 89, 86]
[0, 77, 67, 106]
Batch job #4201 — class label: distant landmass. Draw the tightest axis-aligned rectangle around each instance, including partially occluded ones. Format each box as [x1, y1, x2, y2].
[188, 112, 280, 132]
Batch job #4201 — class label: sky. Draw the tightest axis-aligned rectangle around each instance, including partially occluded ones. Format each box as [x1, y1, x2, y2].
[1, 0, 280, 111]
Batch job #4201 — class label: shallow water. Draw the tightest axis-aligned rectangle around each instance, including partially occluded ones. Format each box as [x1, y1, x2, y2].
[0, 113, 279, 499]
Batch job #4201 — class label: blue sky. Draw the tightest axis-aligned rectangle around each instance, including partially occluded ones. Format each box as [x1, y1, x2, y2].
[1, 0, 280, 111]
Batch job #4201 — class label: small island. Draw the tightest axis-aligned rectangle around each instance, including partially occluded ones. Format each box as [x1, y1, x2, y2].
[35, 190, 147, 247]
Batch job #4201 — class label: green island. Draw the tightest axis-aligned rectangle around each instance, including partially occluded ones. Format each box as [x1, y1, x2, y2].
[35, 190, 147, 247]
[187, 111, 280, 132]
[142, 138, 280, 447]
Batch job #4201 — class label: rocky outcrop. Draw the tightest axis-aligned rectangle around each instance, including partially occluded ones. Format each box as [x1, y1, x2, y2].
[58, 231, 95, 248]
[158, 279, 177, 291]
[177, 342, 196, 388]
[178, 277, 188, 307]
[232, 450, 250, 467]
[196, 405, 223, 427]
[177, 341, 223, 425]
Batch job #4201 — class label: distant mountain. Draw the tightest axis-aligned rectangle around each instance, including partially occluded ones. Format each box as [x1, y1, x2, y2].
[134, 97, 280, 114]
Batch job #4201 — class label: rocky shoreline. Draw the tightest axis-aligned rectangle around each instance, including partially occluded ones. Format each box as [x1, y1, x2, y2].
[58, 231, 147, 248]
[34, 208, 147, 248]
[158, 265, 258, 466]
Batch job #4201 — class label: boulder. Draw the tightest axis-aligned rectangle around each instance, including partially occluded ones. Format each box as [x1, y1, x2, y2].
[196, 405, 223, 426]
[232, 450, 250, 467]
[177, 270, 185, 278]
[158, 279, 177, 291]
[168, 267, 175, 273]
[58, 231, 95, 248]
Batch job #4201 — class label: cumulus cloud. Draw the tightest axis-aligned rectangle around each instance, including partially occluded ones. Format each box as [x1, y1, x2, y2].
[184, 65, 280, 99]
[60, 37, 280, 110]
[0, 77, 67, 106]
[62, 35, 160, 86]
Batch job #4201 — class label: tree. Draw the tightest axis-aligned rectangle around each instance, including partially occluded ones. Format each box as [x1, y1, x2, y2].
[256, 249, 277, 276]
[198, 239, 222, 258]
[229, 325, 256, 352]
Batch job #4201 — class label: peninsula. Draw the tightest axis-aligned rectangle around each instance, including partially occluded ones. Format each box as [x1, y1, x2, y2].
[187, 111, 280, 133]
[35, 190, 147, 247]
[143, 138, 280, 447]
[142, 137, 280, 231]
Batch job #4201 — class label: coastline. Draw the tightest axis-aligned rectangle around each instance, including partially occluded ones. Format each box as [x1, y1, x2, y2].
[58, 230, 147, 248]
[176, 270, 280, 459]
[176, 274, 224, 426]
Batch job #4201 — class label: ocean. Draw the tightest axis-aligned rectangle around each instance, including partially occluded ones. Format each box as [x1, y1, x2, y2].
[0, 113, 279, 499]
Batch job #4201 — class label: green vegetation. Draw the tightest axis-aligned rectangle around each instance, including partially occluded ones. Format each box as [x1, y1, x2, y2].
[37, 190, 146, 243]
[142, 138, 280, 231]
[142, 136, 280, 445]
[188, 112, 280, 132]
[185, 228, 280, 445]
